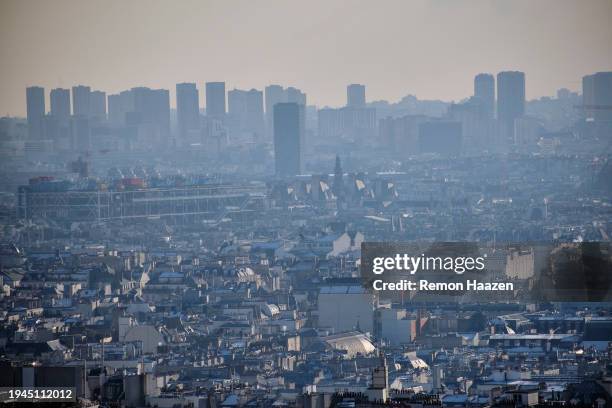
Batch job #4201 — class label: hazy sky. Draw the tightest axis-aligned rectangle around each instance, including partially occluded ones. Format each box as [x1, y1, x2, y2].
[1, 0, 612, 116]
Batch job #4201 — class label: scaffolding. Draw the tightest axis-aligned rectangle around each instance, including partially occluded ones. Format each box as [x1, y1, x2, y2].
[17, 183, 266, 223]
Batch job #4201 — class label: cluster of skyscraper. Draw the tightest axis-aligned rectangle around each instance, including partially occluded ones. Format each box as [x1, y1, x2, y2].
[473, 71, 526, 139]
[24, 70, 612, 176]
[471, 71, 611, 137]
[26, 85, 107, 150]
[472, 72, 525, 122]
[373, 72, 528, 157]
[25, 82, 308, 167]
[318, 84, 376, 145]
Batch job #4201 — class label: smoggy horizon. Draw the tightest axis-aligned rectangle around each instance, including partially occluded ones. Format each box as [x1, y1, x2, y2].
[2, 0, 612, 116]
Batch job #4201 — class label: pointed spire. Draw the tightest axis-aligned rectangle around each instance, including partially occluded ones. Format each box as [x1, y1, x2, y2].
[334, 154, 342, 175]
[333, 154, 343, 200]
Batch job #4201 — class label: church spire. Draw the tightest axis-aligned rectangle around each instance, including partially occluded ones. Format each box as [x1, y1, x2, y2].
[333, 154, 343, 201]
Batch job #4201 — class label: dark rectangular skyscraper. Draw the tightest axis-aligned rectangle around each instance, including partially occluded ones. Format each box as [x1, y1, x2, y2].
[347, 84, 366, 107]
[274, 102, 303, 177]
[497, 71, 525, 137]
[50, 88, 70, 121]
[176, 83, 200, 138]
[72, 85, 91, 117]
[26, 86, 45, 139]
[583, 72, 612, 122]
[583, 74, 595, 120]
[205, 82, 226, 117]
[497, 71, 525, 122]
[474, 73, 495, 118]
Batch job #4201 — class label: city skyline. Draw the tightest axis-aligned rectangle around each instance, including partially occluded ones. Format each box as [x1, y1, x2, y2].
[12, 68, 601, 119]
[2, 2, 612, 405]
[2, 0, 612, 116]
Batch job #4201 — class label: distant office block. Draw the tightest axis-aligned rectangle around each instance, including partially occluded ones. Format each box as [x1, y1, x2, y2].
[318, 108, 342, 140]
[265, 85, 285, 137]
[50, 88, 71, 122]
[90, 90, 107, 121]
[131, 87, 151, 122]
[26, 86, 45, 139]
[176, 82, 200, 138]
[379, 114, 427, 153]
[347, 84, 366, 108]
[72, 85, 91, 117]
[205, 82, 226, 117]
[319, 102, 376, 145]
[248, 88, 265, 136]
[228, 88, 265, 139]
[131, 87, 170, 135]
[107, 94, 122, 125]
[582, 74, 595, 120]
[152, 89, 171, 137]
[47, 89, 71, 146]
[265, 85, 307, 139]
[265, 84, 285, 118]
[418, 120, 462, 155]
[107, 87, 171, 148]
[107, 90, 134, 126]
[583, 72, 612, 122]
[447, 98, 496, 152]
[497, 71, 525, 137]
[474, 73, 495, 118]
[340, 106, 376, 137]
[274, 102, 304, 177]
[286, 87, 307, 106]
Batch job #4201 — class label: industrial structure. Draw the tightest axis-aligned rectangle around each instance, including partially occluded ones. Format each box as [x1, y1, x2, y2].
[17, 178, 266, 223]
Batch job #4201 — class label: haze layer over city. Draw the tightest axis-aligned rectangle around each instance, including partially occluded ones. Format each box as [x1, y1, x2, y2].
[1, 1, 612, 407]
